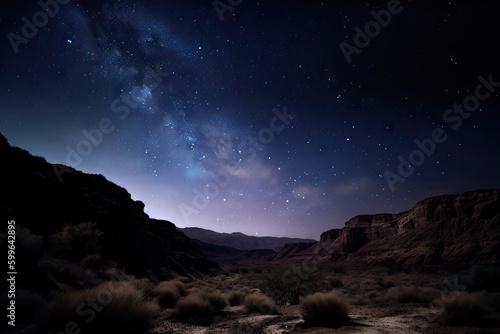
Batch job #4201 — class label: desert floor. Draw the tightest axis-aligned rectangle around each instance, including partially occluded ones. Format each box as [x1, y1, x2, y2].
[149, 262, 500, 334]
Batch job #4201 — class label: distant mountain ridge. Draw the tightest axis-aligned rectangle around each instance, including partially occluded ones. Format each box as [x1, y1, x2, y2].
[178, 227, 317, 251]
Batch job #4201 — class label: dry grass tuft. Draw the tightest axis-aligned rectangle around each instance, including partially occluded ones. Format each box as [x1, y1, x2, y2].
[439, 293, 489, 326]
[172, 294, 215, 326]
[227, 290, 247, 306]
[300, 291, 349, 328]
[243, 294, 277, 315]
[39, 281, 159, 334]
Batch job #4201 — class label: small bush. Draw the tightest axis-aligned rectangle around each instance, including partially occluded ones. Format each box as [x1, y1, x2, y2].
[152, 284, 180, 308]
[228, 291, 247, 306]
[203, 290, 227, 314]
[50, 222, 103, 262]
[172, 294, 215, 326]
[439, 293, 488, 326]
[387, 286, 440, 304]
[40, 257, 99, 288]
[243, 294, 277, 315]
[157, 280, 187, 297]
[300, 291, 349, 328]
[40, 281, 159, 334]
[260, 266, 322, 305]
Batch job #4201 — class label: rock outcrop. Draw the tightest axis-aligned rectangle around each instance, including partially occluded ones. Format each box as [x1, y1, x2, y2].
[0, 133, 218, 290]
[315, 190, 500, 264]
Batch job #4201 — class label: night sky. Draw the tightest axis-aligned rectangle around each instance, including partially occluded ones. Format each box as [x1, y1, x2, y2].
[1, 1, 499, 239]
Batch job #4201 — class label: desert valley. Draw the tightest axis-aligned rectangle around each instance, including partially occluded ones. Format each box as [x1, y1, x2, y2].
[1, 132, 500, 334]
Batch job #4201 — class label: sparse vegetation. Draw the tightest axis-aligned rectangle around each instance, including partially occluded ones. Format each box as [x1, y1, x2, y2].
[39, 281, 159, 334]
[243, 294, 277, 314]
[172, 294, 215, 326]
[227, 290, 247, 306]
[386, 286, 440, 304]
[300, 291, 349, 328]
[203, 290, 227, 314]
[260, 266, 321, 305]
[152, 282, 181, 308]
[171, 288, 227, 325]
[438, 293, 488, 326]
[50, 222, 103, 262]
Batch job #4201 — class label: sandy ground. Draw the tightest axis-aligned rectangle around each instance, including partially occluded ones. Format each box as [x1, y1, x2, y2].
[148, 303, 500, 334]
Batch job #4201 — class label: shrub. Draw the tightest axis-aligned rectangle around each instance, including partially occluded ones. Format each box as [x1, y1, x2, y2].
[39, 281, 159, 334]
[50, 222, 103, 262]
[260, 266, 321, 305]
[40, 257, 99, 288]
[300, 291, 349, 328]
[169, 280, 188, 296]
[439, 293, 488, 326]
[172, 294, 215, 326]
[152, 284, 180, 308]
[203, 290, 227, 314]
[228, 291, 247, 306]
[387, 286, 440, 304]
[243, 294, 277, 315]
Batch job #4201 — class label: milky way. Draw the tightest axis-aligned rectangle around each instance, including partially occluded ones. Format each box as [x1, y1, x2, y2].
[1, 1, 500, 238]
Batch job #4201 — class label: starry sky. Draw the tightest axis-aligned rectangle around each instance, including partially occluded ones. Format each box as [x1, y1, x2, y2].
[1, 1, 500, 239]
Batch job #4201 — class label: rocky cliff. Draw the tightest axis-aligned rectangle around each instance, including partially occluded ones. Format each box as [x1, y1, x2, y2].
[315, 190, 500, 264]
[0, 133, 217, 291]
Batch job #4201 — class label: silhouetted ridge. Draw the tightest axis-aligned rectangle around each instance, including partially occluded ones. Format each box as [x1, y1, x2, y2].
[0, 133, 218, 291]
